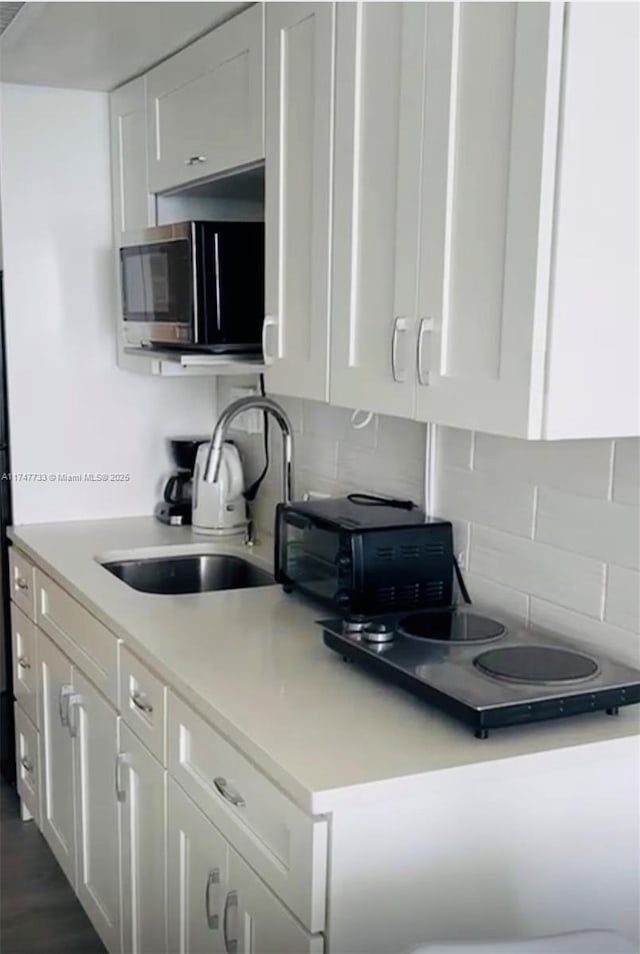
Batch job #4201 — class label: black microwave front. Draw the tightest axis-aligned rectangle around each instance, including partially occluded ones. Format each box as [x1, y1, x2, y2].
[119, 221, 264, 353]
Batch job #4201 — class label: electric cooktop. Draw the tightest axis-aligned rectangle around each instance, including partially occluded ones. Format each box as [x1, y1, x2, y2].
[320, 608, 640, 737]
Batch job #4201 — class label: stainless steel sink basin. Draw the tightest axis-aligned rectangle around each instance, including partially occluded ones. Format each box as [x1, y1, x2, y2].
[101, 553, 274, 595]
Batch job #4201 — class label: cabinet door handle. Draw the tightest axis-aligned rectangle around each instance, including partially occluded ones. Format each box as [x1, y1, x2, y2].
[17, 656, 31, 670]
[59, 685, 74, 727]
[223, 889, 238, 954]
[16, 577, 29, 591]
[417, 317, 435, 386]
[391, 317, 409, 383]
[262, 315, 278, 365]
[130, 690, 153, 715]
[20, 755, 34, 775]
[115, 752, 128, 803]
[213, 777, 246, 809]
[66, 694, 82, 738]
[205, 868, 221, 930]
[185, 155, 207, 166]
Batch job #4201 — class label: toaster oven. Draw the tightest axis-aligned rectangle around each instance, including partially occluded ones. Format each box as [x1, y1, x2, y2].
[275, 497, 454, 616]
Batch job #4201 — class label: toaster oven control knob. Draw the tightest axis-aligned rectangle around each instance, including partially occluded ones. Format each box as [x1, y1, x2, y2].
[336, 555, 352, 572]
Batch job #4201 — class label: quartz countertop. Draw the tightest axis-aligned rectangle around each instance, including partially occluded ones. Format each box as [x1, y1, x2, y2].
[9, 516, 639, 813]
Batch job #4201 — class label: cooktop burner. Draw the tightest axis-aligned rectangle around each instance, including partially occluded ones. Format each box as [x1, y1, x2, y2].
[474, 645, 599, 684]
[397, 610, 505, 643]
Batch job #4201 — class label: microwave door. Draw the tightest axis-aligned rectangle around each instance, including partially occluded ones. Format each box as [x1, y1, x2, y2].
[120, 240, 193, 348]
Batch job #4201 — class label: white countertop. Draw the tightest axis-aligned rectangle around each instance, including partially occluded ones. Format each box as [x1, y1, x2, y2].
[9, 516, 639, 814]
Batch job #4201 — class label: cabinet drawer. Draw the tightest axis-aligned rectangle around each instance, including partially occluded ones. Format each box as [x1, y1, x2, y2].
[11, 604, 38, 726]
[15, 703, 40, 825]
[119, 647, 166, 763]
[9, 548, 37, 621]
[167, 692, 327, 933]
[35, 570, 119, 705]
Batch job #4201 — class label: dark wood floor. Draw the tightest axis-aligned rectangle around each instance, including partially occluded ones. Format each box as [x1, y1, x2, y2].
[0, 780, 105, 954]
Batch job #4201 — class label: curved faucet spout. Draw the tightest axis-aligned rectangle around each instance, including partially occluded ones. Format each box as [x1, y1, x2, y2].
[204, 396, 294, 503]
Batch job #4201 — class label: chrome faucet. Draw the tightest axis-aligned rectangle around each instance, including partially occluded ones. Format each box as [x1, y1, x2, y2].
[203, 395, 294, 504]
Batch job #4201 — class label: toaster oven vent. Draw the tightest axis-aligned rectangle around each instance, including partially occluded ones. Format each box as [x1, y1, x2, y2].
[399, 545, 421, 560]
[375, 547, 396, 563]
[373, 579, 446, 610]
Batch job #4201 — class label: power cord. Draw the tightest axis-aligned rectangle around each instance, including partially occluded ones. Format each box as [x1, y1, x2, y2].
[242, 374, 270, 506]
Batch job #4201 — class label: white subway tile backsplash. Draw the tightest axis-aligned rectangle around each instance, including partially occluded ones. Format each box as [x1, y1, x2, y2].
[376, 414, 427, 463]
[469, 525, 605, 617]
[463, 571, 530, 619]
[295, 433, 339, 481]
[612, 439, 640, 506]
[530, 598, 639, 666]
[535, 488, 640, 570]
[473, 433, 612, 499]
[604, 565, 640, 634]
[336, 443, 424, 504]
[437, 465, 536, 537]
[302, 400, 377, 448]
[436, 426, 473, 470]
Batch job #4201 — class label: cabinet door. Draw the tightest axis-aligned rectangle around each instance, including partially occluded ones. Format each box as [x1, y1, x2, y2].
[110, 76, 154, 238]
[120, 723, 167, 954]
[167, 779, 229, 954]
[147, 5, 264, 193]
[414, 3, 564, 437]
[264, 3, 335, 401]
[14, 703, 40, 825]
[330, 2, 425, 418]
[11, 603, 38, 726]
[38, 632, 76, 885]
[227, 847, 323, 954]
[72, 670, 121, 954]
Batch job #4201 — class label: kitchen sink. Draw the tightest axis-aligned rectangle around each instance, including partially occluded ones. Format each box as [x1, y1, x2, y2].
[101, 553, 274, 595]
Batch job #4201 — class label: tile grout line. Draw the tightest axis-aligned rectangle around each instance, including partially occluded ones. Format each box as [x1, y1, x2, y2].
[530, 486, 539, 540]
[606, 440, 616, 502]
[599, 562, 608, 621]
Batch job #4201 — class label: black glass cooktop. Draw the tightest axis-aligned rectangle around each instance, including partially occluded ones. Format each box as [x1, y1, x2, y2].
[474, 645, 599, 684]
[320, 607, 640, 737]
[398, 611, 504, 642]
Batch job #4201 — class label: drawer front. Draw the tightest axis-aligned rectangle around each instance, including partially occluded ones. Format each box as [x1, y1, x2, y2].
[15, 703, 40, 825]
[11, 604, 38, 726]
[167, 692, 327, 933]
[9, 548, 37, 621]
[35, 569, 119, 704]
[119, 647, 166, 763]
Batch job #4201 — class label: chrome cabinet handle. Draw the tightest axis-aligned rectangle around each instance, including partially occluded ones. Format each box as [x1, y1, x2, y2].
[205, 868, 221, 930]
[66, 694, 82, 738]
[223, 889, 238, 954]
[20, 755, 34, 775]
[213, 777, 246, 809]
[59, 685, 74, 727]
[16, 578, 29, 591]
[261, 315, 278, 366]
[17, 656, 31, 670]
[417, 317, 435, 386]
[185, 155, 207, 166]
[115, 752, 129, 803]
[130, 690, 153, 715]
[391, 316, 409, 383]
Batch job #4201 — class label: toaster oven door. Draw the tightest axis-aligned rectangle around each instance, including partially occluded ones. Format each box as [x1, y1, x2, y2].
[277, 513, 345, 607]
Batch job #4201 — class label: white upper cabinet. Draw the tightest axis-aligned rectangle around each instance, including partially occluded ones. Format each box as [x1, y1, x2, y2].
[110, 76, 154, 238]
[147, 5, 264, 194]
[414, 2, 564, 438]
[330, 3, 425, 419]
[264, 2, 335, 401]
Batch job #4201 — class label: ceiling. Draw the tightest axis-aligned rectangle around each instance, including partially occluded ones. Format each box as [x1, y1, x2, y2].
[0, 1, 251, 91]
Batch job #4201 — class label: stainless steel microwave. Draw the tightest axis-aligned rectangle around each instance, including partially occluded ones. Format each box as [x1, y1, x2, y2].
[119, 221, 264, 353]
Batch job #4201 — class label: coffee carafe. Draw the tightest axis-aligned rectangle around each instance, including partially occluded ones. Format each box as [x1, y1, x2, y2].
[154, 437, 207, 526]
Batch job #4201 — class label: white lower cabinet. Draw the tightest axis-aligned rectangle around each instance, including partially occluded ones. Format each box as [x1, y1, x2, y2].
[167, 779, 322, 954]
[119, 723, 167, 954]
[37, 630, 121, 953]
[38, 630, 76, 885]
[73, 669, 121, 954]
[14, 703, 40, 825]
[228, 847, 323, 954]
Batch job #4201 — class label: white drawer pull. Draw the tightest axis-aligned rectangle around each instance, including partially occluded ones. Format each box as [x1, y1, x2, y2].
[214, 777, 246, 809]
[185, 155, 207, 166]
[16, 578, 29, 591]
[223, 889, 238, 954]
[131, 690, 153, 714]
[17, 657, 31, 670]
[20, 756, 34, 775]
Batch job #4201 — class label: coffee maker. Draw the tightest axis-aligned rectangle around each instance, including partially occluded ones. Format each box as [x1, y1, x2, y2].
[154, 437, 207, 526]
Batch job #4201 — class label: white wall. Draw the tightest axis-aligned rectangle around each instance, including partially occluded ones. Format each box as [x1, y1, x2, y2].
[0, 84, 217, 524]
[436, 428, 640, 664]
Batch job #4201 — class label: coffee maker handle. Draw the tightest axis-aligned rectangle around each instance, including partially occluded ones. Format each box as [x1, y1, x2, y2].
[164, 473, 188, 504]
